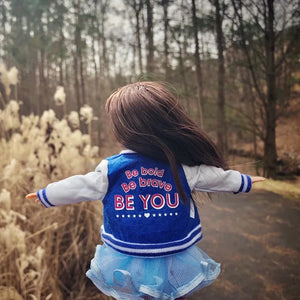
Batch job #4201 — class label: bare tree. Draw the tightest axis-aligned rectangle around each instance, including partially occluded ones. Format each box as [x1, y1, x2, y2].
[231, 0, 299, 177]
[145, 0, 154, 74]
[126, 0, 144, 74]
[73, 1, 82, 112]
[161, 0, 170, 78]
[191, 0, 204, 127]
[213, 0, 228, 156]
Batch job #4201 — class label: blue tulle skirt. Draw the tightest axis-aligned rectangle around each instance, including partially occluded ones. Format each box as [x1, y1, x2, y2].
[86, 243, 220, 300]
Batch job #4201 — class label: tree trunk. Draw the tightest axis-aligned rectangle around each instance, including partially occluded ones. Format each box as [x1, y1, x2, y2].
[74, 5, 81, 116]
[38, 49, 48, 112]
[65, 61, 71, 111]
[191, 0, 204, 128]
[131, 42, 137, 75]
[73, 54, 81, 113]
[0, 82, 7, 108]
[59, 25, 64, 86]
[135, 0, 143, 74]
[162, 0, 169, 79]
[214, 0, 227, 157]
[79, 41, 86, 105]
[177, 40, 190, 115]
[99, 0, 109, 81]
[264, 0, 277, 177]
[145, 0, 154, 74]
[92, 28, 99, 102]
[0, 0, 7, 61]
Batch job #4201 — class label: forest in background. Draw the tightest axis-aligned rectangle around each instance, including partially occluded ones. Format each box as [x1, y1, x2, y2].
[0, 1, 299, 299]
[0, 0, 299, 177]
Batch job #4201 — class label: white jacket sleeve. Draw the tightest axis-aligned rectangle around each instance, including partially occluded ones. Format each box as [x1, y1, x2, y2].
[182, 164, 252, 193]
[37, 159, 109, 207]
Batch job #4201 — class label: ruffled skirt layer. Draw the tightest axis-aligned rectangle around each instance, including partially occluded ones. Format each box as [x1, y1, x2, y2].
[86, 244, 220, 300]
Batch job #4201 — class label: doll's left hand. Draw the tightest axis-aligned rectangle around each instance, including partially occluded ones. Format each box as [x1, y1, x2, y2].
[26, 193, 40, 203]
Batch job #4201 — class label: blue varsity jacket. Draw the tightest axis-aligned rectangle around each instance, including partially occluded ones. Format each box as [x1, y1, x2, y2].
[101, 152, 202, 256]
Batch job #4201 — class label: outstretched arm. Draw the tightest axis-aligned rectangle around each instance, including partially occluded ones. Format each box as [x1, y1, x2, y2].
[25, 159, 109, 207]
[183, 164, 265, 193]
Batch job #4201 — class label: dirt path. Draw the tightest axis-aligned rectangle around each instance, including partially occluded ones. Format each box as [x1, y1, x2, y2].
[189, 191, 300, 300]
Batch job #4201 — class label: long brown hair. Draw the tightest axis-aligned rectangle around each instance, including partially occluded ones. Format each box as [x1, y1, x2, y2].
[105, 81, 226, 203]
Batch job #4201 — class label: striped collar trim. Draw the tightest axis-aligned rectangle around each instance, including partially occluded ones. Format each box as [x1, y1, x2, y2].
[119, 149, 136, 154]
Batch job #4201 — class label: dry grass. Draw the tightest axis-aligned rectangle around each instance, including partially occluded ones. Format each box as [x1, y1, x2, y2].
[253, 178, 300, 201]
[0, 107, 105, 299]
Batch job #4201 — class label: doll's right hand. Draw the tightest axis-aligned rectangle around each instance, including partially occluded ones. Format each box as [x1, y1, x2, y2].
[250, 176, 266, 183]
[26, 193, 40, 203]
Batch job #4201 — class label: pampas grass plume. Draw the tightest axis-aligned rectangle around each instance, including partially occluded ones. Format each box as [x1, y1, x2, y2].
[54, 86, 66, 106]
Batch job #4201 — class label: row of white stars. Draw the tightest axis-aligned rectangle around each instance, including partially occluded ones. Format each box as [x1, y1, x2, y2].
[116, 212, 179, 218]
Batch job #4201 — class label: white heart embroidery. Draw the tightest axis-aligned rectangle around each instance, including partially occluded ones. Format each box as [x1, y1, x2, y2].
[144, 213, 150, 218]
